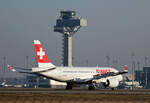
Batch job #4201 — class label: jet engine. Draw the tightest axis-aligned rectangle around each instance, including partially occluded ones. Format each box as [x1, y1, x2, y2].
[104, 78, 119, 88]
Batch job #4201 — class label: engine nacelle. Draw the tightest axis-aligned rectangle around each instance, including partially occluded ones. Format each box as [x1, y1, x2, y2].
[93, 78, 107, 84]
[104, 78, 119, 88]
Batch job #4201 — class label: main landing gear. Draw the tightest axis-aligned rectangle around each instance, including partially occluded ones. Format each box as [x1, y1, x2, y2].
[111, 88, 115, 90]
[66, 82, 96, 90]
[66, 82, 73, 90]
[88, 84, 95, 90]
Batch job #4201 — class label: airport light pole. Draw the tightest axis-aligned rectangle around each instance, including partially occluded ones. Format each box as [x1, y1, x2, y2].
[112, 59, 118, 69]
[145, 56, 148, 67]
[26, 56, 29, 68]
[54, 11, 87, 66]
[131, 52, 135, 90]
[137, 61, 140, 71]
[3, 56, 6, 84]
[23, 56, 29, 86]
[106, 55, 110, 67]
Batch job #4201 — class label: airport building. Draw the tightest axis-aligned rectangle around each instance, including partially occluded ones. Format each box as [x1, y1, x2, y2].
[24, 76, 51, 88]
[135, 67, 150, 88]
[24, 75, 66, 88]
[0, 76, 66, 88]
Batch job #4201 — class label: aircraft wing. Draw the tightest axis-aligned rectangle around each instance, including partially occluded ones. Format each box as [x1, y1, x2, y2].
[68, 78, 93, 84]
[69, 65, 128, 84]
[7, 65, 35, 74]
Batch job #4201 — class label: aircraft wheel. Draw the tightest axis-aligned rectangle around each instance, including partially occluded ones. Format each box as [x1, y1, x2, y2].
[111, 88, 115, 90]
[88, 84, 95, 90]
[66, 83, 72, 90]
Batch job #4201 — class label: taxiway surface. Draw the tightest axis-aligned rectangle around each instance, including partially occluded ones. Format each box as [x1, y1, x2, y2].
[0, 88, 150, 103]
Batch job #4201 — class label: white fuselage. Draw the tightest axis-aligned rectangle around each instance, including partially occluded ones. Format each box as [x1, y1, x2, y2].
[37, 67, 123, 83]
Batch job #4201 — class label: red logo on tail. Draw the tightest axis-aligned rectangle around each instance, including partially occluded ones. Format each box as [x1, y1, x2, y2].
[124, 65, 128, 72]
[34, 40, 50, 63]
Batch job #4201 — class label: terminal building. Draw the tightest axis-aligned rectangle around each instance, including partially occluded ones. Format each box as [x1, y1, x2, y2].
[24, 75, 66, 88]
[24, 76, 50, 88]
[135, 67, 150, 89]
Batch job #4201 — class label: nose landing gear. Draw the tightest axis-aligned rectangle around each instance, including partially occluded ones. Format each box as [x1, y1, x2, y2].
[66, 82, 73, 90]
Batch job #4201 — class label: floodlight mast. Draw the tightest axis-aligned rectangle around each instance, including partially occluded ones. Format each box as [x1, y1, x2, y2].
[54, 11, 87, 66]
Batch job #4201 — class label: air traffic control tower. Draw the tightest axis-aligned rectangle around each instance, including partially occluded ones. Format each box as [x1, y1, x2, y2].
[54, 11, 87, 66]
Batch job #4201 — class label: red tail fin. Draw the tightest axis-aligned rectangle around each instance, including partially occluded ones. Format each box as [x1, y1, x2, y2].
[34, 40, 55, 68]
[34, 40, 50, 63]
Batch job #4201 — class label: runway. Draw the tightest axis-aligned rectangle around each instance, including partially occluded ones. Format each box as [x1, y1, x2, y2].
[0, 88, 150, 94]
[0, 88, 150, 103]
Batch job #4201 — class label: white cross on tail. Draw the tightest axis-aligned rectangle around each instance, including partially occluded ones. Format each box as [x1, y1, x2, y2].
[37, 48, 45, 59]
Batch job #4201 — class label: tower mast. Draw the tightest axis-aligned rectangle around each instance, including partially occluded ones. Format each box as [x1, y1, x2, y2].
[54, 11, 87, 66]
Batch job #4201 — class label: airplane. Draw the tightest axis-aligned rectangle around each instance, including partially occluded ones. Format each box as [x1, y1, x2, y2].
[0, 80, 14, 87]
[124, 77, 142, 89]
[8, 40, 128, 90]
[0, 81, 6, 87]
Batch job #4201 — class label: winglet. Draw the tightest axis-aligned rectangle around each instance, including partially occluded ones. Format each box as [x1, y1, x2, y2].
[124, 65, 128, 72]
[8, 65, 16, 72]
